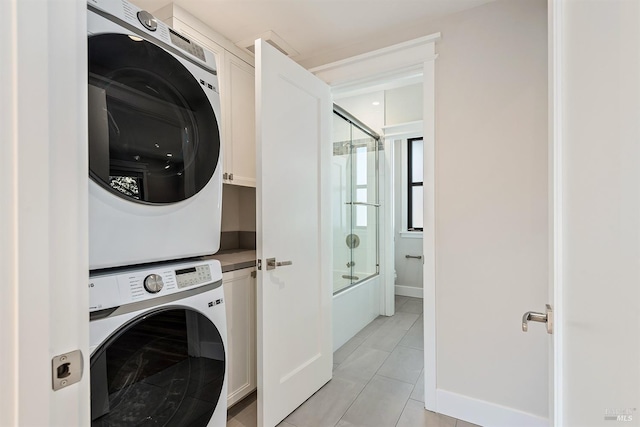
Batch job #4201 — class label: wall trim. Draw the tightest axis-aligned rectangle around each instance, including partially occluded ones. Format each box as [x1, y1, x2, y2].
[436, 389, 549, 427]
[310, 33, 440, 89]
[422, 56, 437, 411]
[382, 120, 423, 139]
[395, 285, 423, 299]
[311, 33, 441, 76]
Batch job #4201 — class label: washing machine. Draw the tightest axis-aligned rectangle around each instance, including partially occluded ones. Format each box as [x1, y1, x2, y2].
[89, 259, 226, 426]
[88, 0, 223, 270]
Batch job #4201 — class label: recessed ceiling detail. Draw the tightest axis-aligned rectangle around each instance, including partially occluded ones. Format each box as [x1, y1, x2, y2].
[236, 30, 300, 58]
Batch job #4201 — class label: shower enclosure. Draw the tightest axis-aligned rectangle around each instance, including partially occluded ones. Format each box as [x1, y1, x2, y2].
[332, 105, 380, 294]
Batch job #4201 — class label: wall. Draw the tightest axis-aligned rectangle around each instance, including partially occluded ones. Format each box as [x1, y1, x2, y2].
[388, 84, 425, 297]
[221, 184, 256, 232]
[333, 91, 385, 135]
[393, 137, 424, 295]
[425, 0, 549, 422]
[386, 83, 422, 125]
[388, 83, 424, 295]
[220, 184, 256, 250]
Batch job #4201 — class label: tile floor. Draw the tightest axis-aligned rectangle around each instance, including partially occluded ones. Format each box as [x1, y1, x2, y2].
[227, 296, 481, 427]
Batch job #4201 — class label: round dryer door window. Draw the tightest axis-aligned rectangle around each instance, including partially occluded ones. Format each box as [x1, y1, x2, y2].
[90, 308, 225, 426]
[88, 34, 220, 204]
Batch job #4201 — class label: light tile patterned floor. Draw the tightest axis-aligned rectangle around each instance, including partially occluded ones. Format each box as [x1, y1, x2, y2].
[226, 296, 482, 427]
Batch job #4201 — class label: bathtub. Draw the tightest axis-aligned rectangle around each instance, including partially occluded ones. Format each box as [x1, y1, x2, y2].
[332, 274, 381, 351]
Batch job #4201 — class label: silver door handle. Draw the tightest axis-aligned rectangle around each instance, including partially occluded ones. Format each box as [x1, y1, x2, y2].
[266, 258, 293, 270]
[405, 255, 422, 259]
[345, 201, 381, 207]
[522, 304, 553, 334]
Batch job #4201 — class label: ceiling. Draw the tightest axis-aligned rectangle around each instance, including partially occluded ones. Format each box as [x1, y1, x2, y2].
[130, 0, 494, 68]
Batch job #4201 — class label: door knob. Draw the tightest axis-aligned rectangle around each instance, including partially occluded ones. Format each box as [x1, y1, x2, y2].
[266, 258, 293, 271]
[522, 304, 553, 334]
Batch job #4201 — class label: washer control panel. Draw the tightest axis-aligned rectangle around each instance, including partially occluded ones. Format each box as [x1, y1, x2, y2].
[175, 265, 212, 289]
[89, 259, 222, 312]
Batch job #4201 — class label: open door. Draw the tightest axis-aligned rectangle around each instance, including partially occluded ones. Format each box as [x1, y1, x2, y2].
[255, 39, 333, 427]
[554, 1, 640, 425]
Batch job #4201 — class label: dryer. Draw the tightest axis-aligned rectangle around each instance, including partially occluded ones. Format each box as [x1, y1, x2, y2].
[89, 259, 226, 426]
[88, 0, 223, 270]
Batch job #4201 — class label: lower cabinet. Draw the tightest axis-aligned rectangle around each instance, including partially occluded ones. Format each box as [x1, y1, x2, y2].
[223, 267, 257, 407]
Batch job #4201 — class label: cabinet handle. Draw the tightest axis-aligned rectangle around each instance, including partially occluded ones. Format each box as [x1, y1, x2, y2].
[405, 255, 422, 260]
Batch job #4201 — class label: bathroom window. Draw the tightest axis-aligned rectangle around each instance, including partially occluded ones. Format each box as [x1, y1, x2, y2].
[407, 137, 423, 231]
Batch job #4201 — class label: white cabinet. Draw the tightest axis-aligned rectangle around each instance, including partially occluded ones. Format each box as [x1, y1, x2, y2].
[222, 267, 257, 407]
[155, 4, 256, 187]
[223, 53, 256, 187]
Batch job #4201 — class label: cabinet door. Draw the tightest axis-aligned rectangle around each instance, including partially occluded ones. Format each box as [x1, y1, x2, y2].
[225, 54, 256, 187]
[223, 268, 257, 407]
[158, 15, 255, 187]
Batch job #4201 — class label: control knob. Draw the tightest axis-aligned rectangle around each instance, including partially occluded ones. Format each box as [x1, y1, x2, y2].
[144, 274, 164, 293]
[137, 10, 157, 32]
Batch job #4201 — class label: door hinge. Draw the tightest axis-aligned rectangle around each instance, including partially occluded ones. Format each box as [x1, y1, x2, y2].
[257, 259, 262, 270]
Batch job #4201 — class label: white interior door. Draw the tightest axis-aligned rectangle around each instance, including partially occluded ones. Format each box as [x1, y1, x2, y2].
[255, 39, 333, 427]
[555, 1, 640, 425]
[1, 0, 89, 425]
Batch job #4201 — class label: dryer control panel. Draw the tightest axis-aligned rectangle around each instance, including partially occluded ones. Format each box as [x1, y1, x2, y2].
[87, 0, 217, 73]
[89, 259, 222, 312]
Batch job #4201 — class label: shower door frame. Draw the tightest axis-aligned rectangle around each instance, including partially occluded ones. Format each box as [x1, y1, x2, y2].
[333, 104, 381, 295]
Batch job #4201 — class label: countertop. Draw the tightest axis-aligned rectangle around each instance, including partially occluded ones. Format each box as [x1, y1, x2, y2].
[203, 249, 256, 273]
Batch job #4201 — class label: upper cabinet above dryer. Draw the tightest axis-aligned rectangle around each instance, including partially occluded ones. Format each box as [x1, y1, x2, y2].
[154, 4, 257, 187]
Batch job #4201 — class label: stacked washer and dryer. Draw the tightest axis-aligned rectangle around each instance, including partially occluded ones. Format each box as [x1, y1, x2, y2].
[87, 0, 227, 425]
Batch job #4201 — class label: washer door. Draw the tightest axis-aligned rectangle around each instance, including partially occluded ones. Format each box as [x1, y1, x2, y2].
[88, 33, 220, 204]
[90, 308, 225, 426]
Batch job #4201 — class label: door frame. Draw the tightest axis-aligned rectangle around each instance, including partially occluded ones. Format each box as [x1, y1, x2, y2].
[549, 0, 563, 424]
[311, 33, 440, 410]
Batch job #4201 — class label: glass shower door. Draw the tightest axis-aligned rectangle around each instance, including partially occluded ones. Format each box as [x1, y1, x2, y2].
[332, 107, 380, 294]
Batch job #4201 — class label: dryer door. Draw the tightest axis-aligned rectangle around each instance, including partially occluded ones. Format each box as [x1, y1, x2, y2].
[90, 308, 225, 426]
[88, 34, 221, 204]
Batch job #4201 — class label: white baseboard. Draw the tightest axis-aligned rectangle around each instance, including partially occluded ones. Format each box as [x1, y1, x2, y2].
[395, 285, 423, 298]
[436, 389, 549, 427]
